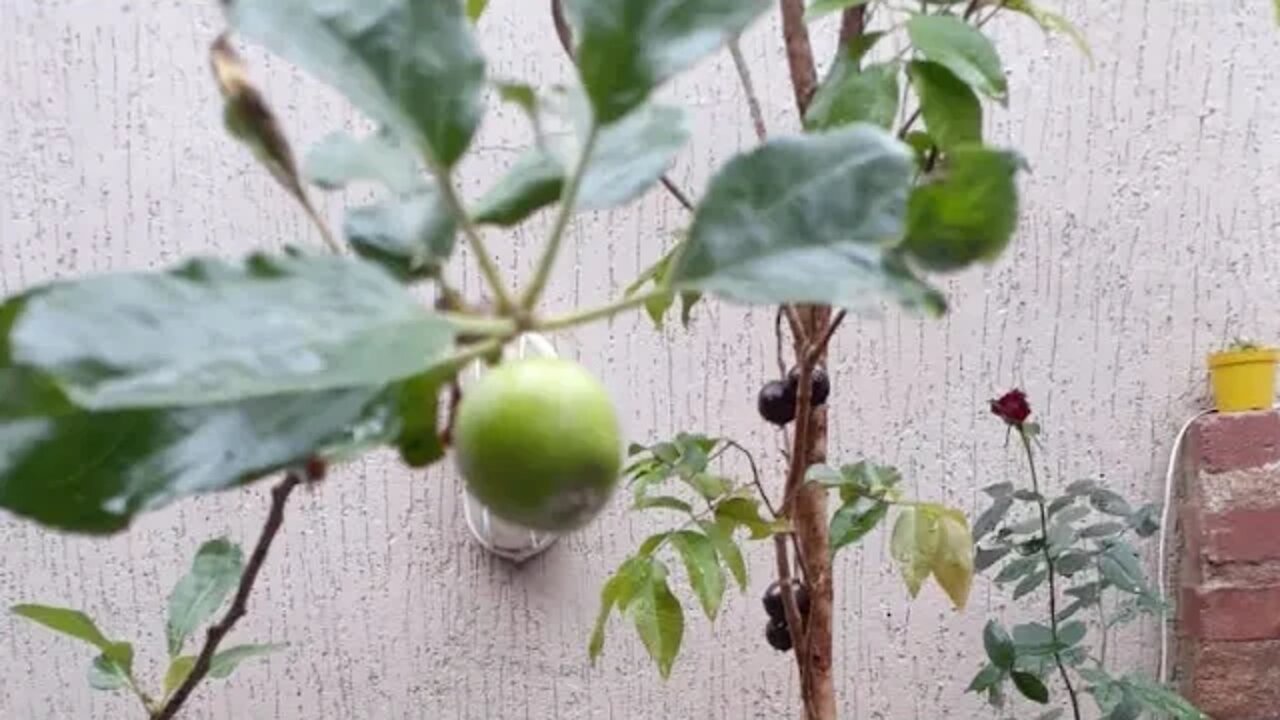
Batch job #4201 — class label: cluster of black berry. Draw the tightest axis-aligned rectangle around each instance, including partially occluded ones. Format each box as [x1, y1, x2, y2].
[762, 579, 810, 652]
[756, 366, 830, 426]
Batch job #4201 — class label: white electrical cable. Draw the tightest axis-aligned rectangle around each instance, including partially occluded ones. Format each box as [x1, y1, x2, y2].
[1156, 409, 1213, 683]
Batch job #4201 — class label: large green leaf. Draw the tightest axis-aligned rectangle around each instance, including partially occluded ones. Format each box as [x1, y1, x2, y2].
[344, 192, 458, 280]
[670, 530, 726, 620]
[983, 620, 1016, 669]
[1012, 671, 1049, 704]
[563, 0, 770, 123]
[475, 99, 688, 221]
[0, 384, 395, 533]
[88, 644, 135, 691]
[11, 605, 114, 650]
[907, 15, 1008, 103]
[903, 146, 1021, 272]
[576, 103, 689, 210]
[1098, 541, 1146, 594]
[166, 539, 244, 657]
[670, 126, 942, 313]
[627, 560, 684, 679]
[472, 150, 565, 226]
[224, 0, 485, 167]
[806, 60, 900, 131]
[3, 254, 454, 409]
[304, 129, 425, 194]
[701, 519, 748, 591]
[209, 643, 286, 679]
[588, 556, 650, 662]
[829, 498, 889, 556]
[907, 61, 982, 150]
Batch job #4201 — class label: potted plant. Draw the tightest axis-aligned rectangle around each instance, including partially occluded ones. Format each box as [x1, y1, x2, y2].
[1208, 338, 1278, 412]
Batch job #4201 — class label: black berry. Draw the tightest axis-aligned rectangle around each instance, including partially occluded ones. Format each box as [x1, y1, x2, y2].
[757, 380, 796, 426]
[765, 618, 793, 652]
[762, 579, 810, 621]
[787, 366, 830, 407]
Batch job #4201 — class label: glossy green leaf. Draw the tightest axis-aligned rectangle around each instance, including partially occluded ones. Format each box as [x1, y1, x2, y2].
[907, 15, 1008, 103]
[1098, 542, 1146, 594]
[933, 508, 975, 608]
[209, 643, 285, 679]
[1065, 479, 1099, 496]
[1052, 503, 1091, 525]
[304, 129, 424, 194]
[0, 383, 394, 532]
[1012, 671, 1050, 704]
[967, 663, 1004, 693]
[671, 127, 941, 314]
[701, 519, 748, 591]
[903, 146, 1021, 272]
[4, 254, 455, 410]
[11, 605, 113, 650]
[627, 560, 685, 678]
[806, 60, 900, 131]
[983, 620, 1016, 669]
[972, 496, 1013, 540]
[167, 539, 244, 657]
[88, 647, 133, 691]
[563, 0, 769, 123]
[671, 531, 725, 620]
[1090, 489, 1134, 517]
[163, 656, 196, 696]
[588, 556, 650, 662]
[907, 61, 981, 149]
[891, 505, 941, 597]
[714, 497, 784, 539]
[472, 150, 565, 226]
[830, 498, 889, 556]
[344, 191, 457, 281]
[225, 0, 485, 167]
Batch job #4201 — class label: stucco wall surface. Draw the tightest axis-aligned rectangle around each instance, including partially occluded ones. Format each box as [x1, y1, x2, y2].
[2, 1, 1279, 718]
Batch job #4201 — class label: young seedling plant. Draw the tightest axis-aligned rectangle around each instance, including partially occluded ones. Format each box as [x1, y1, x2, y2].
[0, 1, 1186, 718]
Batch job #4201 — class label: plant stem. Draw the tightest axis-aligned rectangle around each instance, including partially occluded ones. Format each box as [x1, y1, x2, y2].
[1018, 428, 1083, 720]
[535, 290, 665, 332]
[433, 175, 516, 313]
[153, 473, 303, 720]
[729, 39, 769, 142]
[441, 313, 518, 337]
[520, 123, 600, 310]
[717, 438, 777, 518]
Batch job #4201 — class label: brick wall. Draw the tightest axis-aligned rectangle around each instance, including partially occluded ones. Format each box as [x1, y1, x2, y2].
[1179, 411, 1280, 719]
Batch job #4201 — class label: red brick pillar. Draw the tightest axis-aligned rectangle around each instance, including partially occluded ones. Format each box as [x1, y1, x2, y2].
[1179, 411, 1280, 719]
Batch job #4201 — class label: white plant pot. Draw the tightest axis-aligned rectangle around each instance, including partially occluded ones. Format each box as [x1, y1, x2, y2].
[458, 332, 560, 563]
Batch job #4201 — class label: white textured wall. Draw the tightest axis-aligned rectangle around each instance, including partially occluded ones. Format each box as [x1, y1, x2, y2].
[3, 1, 1279, 718]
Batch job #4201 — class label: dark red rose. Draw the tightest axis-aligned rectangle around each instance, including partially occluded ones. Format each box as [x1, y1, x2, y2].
[990, 389, 1032, 426]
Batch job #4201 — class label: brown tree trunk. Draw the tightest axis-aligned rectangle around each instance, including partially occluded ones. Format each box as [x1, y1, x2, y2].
[792, 307, 836, 720]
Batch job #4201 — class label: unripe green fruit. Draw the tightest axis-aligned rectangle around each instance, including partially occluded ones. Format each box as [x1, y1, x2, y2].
[454, 357, 622, 531]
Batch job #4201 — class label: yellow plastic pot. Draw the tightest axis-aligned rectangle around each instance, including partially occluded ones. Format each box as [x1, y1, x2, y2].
[1208, 348, 1279, 412]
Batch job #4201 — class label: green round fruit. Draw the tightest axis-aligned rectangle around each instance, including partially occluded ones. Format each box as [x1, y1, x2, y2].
[454, 357, 622, 531]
